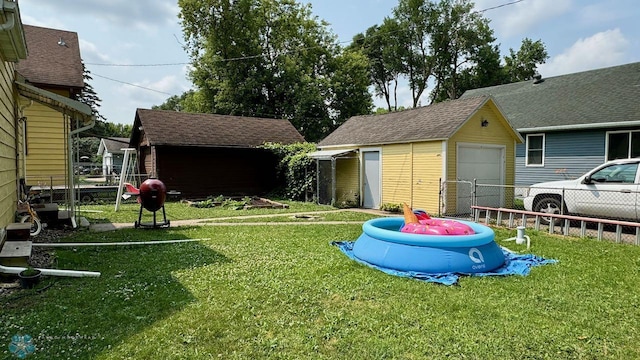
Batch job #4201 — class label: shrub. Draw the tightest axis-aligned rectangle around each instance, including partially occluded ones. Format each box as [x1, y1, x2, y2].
[380, 203, 402, 213]
[259, 142, 316, 201]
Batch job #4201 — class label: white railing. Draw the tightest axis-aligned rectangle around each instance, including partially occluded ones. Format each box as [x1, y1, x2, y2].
[472, 205, 640, 245]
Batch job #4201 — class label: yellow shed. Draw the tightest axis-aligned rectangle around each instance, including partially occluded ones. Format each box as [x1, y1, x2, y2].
[314, 96, 523, 215]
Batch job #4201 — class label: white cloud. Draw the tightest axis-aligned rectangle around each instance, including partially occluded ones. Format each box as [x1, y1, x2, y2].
[21, 0, 178, 32]
[579, 3, 621, 25]
[119, 74, 190, 104]
[79, 39, 112, 63]
[20, 14, 65, 29]
[538, 29, 630, 77]
[474, 0, 572, 39]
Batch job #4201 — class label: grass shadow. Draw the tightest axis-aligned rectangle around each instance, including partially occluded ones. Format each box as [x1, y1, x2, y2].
[0, 227, 229, 359]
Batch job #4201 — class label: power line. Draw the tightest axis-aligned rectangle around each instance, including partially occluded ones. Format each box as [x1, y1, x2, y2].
[477, 0, 525, 12]
[91, 72, 174, 96]
[86, 62, 190, 67]
[83, 0, 525, 68]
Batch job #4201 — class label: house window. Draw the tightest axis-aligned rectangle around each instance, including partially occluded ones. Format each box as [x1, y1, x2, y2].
[607, 131, 640, 161]
[526, 134, 544, 166]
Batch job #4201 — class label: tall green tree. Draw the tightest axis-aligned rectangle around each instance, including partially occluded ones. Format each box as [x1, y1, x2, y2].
[503, 38, 549, 82]
[178, 0, 372, 142]
[393, 0, 437, 107]
[76, 61, 106, 123]
[429, 0, 495, 101]
[73, 62, 132, 161]
[348, 19, 404, 112]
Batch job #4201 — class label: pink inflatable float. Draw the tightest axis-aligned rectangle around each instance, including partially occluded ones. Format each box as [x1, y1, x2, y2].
[400, 203, 475, 235]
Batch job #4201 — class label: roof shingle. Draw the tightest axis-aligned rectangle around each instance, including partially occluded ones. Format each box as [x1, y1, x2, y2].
[17, 25, 84, 89]
[318, 96, 491, 147]
[461, 62, 640, 130]
[100, 137, 130, 154]
[135, 109, 305, 147]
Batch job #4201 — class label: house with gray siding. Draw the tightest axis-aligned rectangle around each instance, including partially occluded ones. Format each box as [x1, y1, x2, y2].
[461, 62, 640, 185]
[97, 137, 129, 176]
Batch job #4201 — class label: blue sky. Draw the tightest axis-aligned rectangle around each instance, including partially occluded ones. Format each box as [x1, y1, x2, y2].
[18, 0, 640, 125]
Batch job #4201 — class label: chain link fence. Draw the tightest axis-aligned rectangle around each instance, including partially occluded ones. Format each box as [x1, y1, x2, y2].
[441, 179, 640, 244]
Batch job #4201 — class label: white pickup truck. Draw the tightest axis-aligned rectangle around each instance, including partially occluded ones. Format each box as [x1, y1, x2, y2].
[523, 158, 640, 224]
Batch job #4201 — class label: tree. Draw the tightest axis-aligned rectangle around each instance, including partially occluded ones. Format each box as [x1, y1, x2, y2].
[429, 0, 495, 101]
[503, 38, 549, 82]
[348, 20, 404, 112]
[393, 0, 437, 107]
[75, 61, 106, 123]
[73, 62, 132, 161]
[178, 0, 372, 142]
[432, 38, 548, 102]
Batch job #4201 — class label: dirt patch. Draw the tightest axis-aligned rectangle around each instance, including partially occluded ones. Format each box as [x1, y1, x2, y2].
[0, 228, 72, 297]
[184, 196, 289, 209]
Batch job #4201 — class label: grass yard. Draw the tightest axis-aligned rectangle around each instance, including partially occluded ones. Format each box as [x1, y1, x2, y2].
[2, 207, 640, 359]
[76, 200, 338, 224]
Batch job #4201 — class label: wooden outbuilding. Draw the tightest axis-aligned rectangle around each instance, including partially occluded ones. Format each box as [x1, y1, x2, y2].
[129, 109, 305, 198]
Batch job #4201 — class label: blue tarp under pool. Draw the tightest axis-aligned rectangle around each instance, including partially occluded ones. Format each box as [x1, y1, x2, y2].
[331, 241, 557, 286]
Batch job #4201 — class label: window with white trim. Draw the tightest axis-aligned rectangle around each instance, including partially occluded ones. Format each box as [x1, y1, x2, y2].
[607, 131, 640, 161]
[526, 134, 544, 166]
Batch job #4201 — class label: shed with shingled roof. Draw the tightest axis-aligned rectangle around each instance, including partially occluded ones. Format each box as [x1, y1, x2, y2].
[313, 95, 522, 214]
[129, 109, 305, 198]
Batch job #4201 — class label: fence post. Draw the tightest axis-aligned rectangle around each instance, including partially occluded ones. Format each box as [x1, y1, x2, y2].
[561, 187, 565, 215]
[472, 179, 477, 214]
[438, 178, 442, 217]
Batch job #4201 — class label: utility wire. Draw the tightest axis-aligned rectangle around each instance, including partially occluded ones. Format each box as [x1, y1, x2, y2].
[477, 0, 524, 12]
[91, 72, 174, 96]
[85, 0, 525, 67]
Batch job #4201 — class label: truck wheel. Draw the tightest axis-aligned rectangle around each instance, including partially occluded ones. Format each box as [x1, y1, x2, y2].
[19, 215, 42, 236]
[534, 197, 563, 226]
[80, 194, 94, 203]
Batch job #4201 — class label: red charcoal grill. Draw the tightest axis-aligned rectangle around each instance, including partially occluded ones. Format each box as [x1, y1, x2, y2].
[135, 178, 170, 228]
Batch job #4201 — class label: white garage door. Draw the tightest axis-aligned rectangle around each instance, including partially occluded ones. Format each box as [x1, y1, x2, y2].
[457, 144, 505, 213]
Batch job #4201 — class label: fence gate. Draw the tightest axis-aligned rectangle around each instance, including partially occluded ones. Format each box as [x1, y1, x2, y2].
[440, 180, 474, 218]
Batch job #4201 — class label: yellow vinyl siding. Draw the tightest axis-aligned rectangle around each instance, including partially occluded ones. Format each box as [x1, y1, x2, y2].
[378, 142, 444, 213]
[0, 59, 17, 229]
[381, 144, 413, 207]
[445, 101, 518, 211]
[25, 101, 69, 186]
[411, 141, 444, 213]
[335, 157, 359, 206]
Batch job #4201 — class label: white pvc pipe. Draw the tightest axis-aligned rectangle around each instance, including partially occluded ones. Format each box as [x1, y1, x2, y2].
[0, 264, 100, 278]
[32, 238, 211, 247]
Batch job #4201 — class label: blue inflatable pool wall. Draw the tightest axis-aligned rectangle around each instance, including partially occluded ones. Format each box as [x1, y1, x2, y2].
[352, 217, 505, 274]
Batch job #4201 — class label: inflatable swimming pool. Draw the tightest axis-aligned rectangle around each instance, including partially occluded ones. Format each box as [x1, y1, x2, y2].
[352, 217, 505, 274]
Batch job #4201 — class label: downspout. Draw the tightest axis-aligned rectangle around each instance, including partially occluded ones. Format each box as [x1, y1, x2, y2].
[0, 1, 16, 31]
[68, 114, 95, 227]
[16, 100, 32, 198]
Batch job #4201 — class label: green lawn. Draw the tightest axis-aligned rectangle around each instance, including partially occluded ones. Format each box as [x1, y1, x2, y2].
[76, 200, 338, 224]
[2, 212, 640, 359]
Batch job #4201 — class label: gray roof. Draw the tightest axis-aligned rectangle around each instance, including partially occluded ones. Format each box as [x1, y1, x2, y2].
[133, 109, 305, 148]
[100, 137, 130, 154]
[318, 95, 492, 147]
[461, 62, 640, 131]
